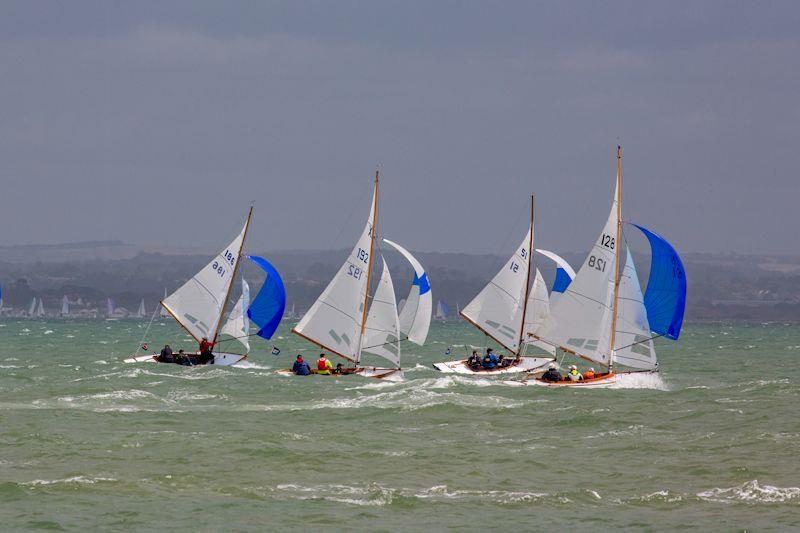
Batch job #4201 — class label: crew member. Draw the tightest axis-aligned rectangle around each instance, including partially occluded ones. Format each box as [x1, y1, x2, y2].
[198, 337, 215, 365]
[540, 362, 562, 382]
[583, 367, 596, 380]
[317, 353, 334, 375]
[292, 355, 311, 376]
[567, 364, 583, 382]
[481, 348, 499, 370]
[157, 344, 174, 364]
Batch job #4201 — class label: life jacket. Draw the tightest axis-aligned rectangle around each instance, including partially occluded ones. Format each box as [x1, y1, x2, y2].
[317, 358, 330, 373]
[583, 371, 595, 380]
[568, 369, 581, 381]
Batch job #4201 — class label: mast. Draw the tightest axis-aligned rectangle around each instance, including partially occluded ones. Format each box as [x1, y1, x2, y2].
[212, 206, 254, 344]
[516, 194, 535, 355]
[356, 169, 380, 365]
[608, 146, 623, 372]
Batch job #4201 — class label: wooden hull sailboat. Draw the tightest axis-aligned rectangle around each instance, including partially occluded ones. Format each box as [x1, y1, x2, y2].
[529, 147, 686, 388]
[433, 195, 567, 376]
[124, 208, 287, 367]
[284, 170, 432, 380]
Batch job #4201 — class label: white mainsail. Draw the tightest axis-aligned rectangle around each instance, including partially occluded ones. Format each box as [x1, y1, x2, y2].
[533, 158, 631, 370]
[533, 179, 619, 367]
[382, 238, 432, 346]
[293, 185, 377, 362]
[28, 298, 36, 316]
[461, 227, 532, 354]
[360, 258, 401, 367]
[612, 248, 657, 370]
[220, 279, 251, 353]
[61, 296, 70, 316]
[35, 297, 45, 317]
[162, 217, 249, 342]
[522, 268, 555, 355]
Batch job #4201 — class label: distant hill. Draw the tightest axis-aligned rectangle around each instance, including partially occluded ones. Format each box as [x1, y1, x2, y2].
[0, 242, 798, 321]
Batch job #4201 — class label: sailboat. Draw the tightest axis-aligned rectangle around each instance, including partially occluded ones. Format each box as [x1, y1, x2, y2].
[35, 297, 45, 318]
[286, 170, 432, 380]
[530, 147, 686, 387]
[433, 195, 555, 375]
[135, 299, 146, 319]
[124, 208, 287, 366]
[61, 296, 70, 317]
[434, 300, 449, 321]
[27, 297, 37, 317]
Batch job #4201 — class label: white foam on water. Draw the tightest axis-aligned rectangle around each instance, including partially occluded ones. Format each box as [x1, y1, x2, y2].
[23, 476, 117, 487]
[44, 330, 54, 335]
[232, 361, 273, 370]
[697, 480, 800, 504]
[584, 424, 647, 439]
[608, 372, 669, 390]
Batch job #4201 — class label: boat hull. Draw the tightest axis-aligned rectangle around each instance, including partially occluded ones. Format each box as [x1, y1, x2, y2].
[527, 371, 658, 388]
[275, 367, 404, 380]
[432, 356, 552, 375]
[123, 352, 247, 367]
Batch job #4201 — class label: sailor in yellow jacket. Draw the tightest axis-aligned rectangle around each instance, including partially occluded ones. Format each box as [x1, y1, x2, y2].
[316, 354, 334, 375]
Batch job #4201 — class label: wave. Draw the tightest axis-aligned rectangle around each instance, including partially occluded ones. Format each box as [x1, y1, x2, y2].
[697, 480, 800, 504]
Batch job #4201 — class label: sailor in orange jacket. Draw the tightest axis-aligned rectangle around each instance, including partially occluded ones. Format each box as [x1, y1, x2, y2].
[583, 367, 596, 380]
[317, 353, 334, 375]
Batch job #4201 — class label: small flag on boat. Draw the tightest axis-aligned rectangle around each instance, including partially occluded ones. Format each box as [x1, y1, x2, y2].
[445, 347, 451, 356]
[271, 346, 281, 356]
[142, 343, 149, 351]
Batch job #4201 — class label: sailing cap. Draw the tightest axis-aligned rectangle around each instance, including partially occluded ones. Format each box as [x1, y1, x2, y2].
[569, 364, 577, 370]
[589, 367, 595, 372]
[548, 362, 556, 369]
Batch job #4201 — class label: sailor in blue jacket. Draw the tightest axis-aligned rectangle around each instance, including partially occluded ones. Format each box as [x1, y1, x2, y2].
[292, 355, 311, 376]
[481, 348, 499, 370]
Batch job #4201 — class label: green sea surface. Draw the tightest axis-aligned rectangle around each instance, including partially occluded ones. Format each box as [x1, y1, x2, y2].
[0, 320, 798, 531]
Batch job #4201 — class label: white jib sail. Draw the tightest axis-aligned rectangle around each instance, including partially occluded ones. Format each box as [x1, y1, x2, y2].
[28, 298, 36, 316]
[137, 299, 146, 318]
[533, 180, 619, 367]
[160, 289, 169, 318]
[162, 219, 248, 342]
[461, 227, 532, 354]
[293, 188, 376, 362]
[382, 239, 432, 346]
[612, 248, 657, 370]
[220, 279, 251, 353]
[522, 268, 555, 355]
[535, 249, 576, 305]
[36, 298, 45, 317]
[361, 258, 401, 367]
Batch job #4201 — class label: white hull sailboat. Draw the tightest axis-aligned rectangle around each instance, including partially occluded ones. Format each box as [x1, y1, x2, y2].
[528, 147, 686, 387]
[433, 195, 557, 375]
[124, 208, 287, 367]
[287, 170, 432, 380]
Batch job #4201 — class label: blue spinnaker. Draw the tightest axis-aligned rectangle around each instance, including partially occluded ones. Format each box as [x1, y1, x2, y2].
[632, 224, 686, 340]
[246, 256, 286, 340]
[552, 268, 572, 293]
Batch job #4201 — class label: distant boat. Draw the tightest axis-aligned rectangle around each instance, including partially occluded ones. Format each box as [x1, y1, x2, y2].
[136, 299, 146, 319]
[434, 300, 449, 321]
[433, 195, 554, 375]
[289, 170, 431, 380]
[106, 298, 115, 317]
[35, 297, 45, 318]
[125, 207, 286, 366]
[530, 147, 686, 387]
[27, 297, 37, 317]
[61, 295, 70, 317]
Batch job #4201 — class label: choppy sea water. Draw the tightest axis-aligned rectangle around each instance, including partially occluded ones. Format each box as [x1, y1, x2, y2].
[0, 320, 798, 531]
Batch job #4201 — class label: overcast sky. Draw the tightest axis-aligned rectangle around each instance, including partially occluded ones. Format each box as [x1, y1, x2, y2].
[1, 1, 797, 256]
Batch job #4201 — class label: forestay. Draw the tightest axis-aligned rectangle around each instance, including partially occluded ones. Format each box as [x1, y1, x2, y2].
[246, 255, 286, 340]
[632, 224, 686, 341]
[533, 180, 619, 367]
[382, 239, 432, 345]
[612, 248, 657, 370]
[220, 279, 251, 353]
[461, 228, 532, 354]
[293, 188, 376, 362]
[162, 219, 247, 342]
[361, 258, 401, 367]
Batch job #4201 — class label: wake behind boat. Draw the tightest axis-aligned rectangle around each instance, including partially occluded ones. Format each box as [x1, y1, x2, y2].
[124, 207, 286, 367]
[284, 169, 432, 380]
[527, 146, 686, 388]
